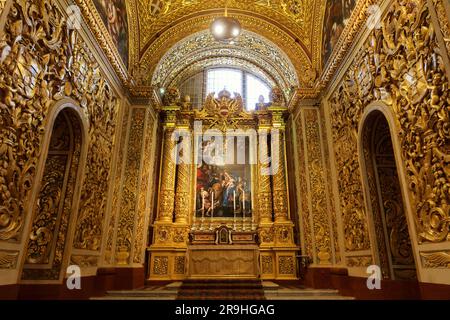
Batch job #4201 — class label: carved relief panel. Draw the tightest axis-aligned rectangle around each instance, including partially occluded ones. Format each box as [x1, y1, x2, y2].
[0, 0, 120, 268]
[328, 0, 450, 270]
[22, 110, 82, 281]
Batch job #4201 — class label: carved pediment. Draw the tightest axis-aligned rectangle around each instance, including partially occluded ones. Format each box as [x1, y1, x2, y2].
[200, 89, 245, 119]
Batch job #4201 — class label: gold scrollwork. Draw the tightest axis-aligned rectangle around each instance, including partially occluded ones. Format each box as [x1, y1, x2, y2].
[134, 110, 156, 264]
[420, 251, 450, 268]
[278, 256, 295, 275]
[153, 256, 169, 275]
[114, 108, 146, 263]
[346, 256, 373, 268]
[330, 0, 450, 251]
[261, 255, 273, 274]
[0, 251, 19, 269]
[174, 255, 185, 274]
[0, 0, 119, 247]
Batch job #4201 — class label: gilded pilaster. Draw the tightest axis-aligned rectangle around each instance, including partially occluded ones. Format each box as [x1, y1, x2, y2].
[174, 123, 193, 225]
[269, 106, 290, 223]
[157, 107, 179, 223]
[256, 111, 273, 225]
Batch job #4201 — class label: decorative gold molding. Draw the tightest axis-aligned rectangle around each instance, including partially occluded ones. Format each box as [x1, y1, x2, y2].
[0, 251, 19, 269]
[133, 110, 156, 264]
[317, 0, 378, 90]
[151, 30, 298, 96]
[0, 0, 120, 246]
[74, 0, 129, 83]
[304, 109, 332, 264]
[420, 251, 450, 268]
[70, 255, 99, 268]
[329, 0, 450, 257]
[114, 108, 146, 264]
[346, 255, 373, 267]
[137, 13, 314, 91]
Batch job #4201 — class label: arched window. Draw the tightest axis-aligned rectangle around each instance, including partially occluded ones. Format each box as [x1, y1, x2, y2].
[206, 68, 271, 111]
[179, 68, 272, 111]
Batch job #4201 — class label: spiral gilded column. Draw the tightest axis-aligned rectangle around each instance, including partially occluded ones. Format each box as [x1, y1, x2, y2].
[157, 127, 177, 223]
[258, 128, 273, 224]
[270, 111, 290, 223]
[174, 130, 192, 224]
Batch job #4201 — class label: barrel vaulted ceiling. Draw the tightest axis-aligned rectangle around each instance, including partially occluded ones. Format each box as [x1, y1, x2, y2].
[76, 0, 370, 98]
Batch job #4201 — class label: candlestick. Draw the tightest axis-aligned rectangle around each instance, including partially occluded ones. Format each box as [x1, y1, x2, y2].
[233, 191, 236, 231]
[201, 191, 205, 230]
[242, 191, 245, 231]
[210, 191, 214, 230]
[192, 207, 197, 231]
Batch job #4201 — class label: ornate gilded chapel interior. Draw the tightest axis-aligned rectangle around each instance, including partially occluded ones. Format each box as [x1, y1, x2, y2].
[0, 0, 449, 301]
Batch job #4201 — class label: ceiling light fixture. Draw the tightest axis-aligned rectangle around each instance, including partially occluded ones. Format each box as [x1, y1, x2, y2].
[210, 1, 241, 43]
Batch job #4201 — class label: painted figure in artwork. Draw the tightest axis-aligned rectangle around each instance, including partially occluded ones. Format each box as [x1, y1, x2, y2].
[93, 0, 129, 66]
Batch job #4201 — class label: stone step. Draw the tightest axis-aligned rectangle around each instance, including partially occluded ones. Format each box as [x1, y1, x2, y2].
[91, 289, 178, 300]
[91, 281, 354, 300]
[105, 290, 177, 297]
[264, 287, 354, 300]
[91, 296, 177, 301]
[265, 289, 340, 296]
[262, 281, 354, 300]
[265, 294, 355, 300]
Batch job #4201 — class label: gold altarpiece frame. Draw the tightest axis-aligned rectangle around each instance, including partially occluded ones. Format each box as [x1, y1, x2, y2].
[147, 88, 299, 280]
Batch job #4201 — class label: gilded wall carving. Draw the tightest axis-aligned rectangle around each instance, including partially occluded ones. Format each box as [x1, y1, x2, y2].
[363, 114, 416, 279]
[174, 256, 185, 274]
[294, 114, 313, 259]
[318, 0, 377, 88]
[0, 250, 18, 269]
[261, 255, 274, 274]
[304, 109, 332, 264]
[278, 256, 295, 274]
[346, 256, 373, 267]
[319, 105, 340, 264]
[420, 251, 450, 268]
[329, 0, 450, 258]
[74, 0, 129, 83]
[0, 0, 119, 249]
[133, 110, 156, 263]
[105, 105, 130, 264]
[0, 0, 7, 15]
[153, 256, 169, 275]
[330, 103, 371, 251]
[26, 156, 67, 264]
[432, 0, 450, 57]
[23, 112, 82, 281]
[115, 108, 146, 263]
[362, 115, 390, 277]
[70, 255, 98, 268]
